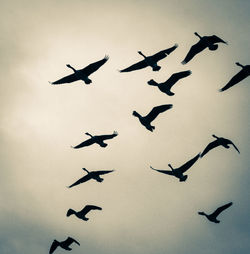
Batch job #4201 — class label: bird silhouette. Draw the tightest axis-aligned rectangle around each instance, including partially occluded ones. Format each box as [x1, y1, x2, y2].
[133, 104, 173, 132]
[68, 168, 114, 188]
[200, 135, 240, 158]
[219, 62, 250, 92]
[49, 237, 80, 254]
[71, 131, 118, 149]
[182, 32, 227, 64]
[49, 55, 109, 85]
[198, 202, 233, 223]
[147, 70, 192, 96]
[119, 44, 178, 72]
[150, 153, 200, 182]
[67, 205, 102, 221]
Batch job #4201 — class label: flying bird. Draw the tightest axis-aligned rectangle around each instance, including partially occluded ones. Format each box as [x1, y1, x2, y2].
[67, 205, 102, 221]
[147, 70, 192, 96]
[200, 134, 240, 158]
[150, 153, 200, 182]
[182, 32, 227, 64]
[71, 131, 118, 149]
[198, 202, 233, 223]
[68, 168, 114, 188]
[133, 104, 173, 132]
[49, 237, 80, 254]
[219, 62, 250, 92]
[119, 44, 178, 72]
[49, 55, 109, 85]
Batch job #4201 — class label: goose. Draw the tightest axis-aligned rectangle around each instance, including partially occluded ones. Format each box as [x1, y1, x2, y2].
[219, 62, 250, 92]
[147, 70, 192, 96]
[119, 44, 178, 72]
[150, 153, 200, 182]
[71, 131, 118, 149]
[49, 237, 80, 254]
[68, 168, 114, 188]
[133, 104, 172, 132]
[67, 205, 102, 221]
[200, 134, 240, 158]
[198, 202, 233, 223]
[182, 32, 227, 64]
[49, 55, 109, 85]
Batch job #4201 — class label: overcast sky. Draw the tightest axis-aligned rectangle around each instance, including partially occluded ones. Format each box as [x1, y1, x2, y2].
[0, 0, 249, 254]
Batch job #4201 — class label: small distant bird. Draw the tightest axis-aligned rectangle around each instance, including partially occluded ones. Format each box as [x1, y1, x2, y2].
[133, 104, 172, 132]
[68, 168, 114, 188]
[150, 153, 200, 182]
[200, 134, 240, 158]
[49, 237, 80, 254]
[49, 55, 109, 85]
[119, 44, 178, 72]
[71, 131, 118, 149]
[198, 202, 233, 223]
[147, 70, 192, 96]
[219, 62, 250, 92]
[182, 32, 227, 64]
[67, 205, 102, 221]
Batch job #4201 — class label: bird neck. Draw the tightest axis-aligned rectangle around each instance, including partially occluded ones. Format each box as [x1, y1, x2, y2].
[133, 111, 141, 119]
[67, 64, 77, 72]
[138, 51, 146, 59]
[85, 132, 93, 138]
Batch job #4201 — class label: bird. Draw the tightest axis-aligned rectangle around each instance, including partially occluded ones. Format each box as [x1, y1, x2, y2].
[71, 131, 118, 149]
[198, 202, 233, 223]
[219, 62, 250, 92]
[182, 32, 227, 64]
[150, 153, 200, 182]
[49, 55, 109, 85]
[200, 134, 240, 158]
[66, 205, 102, 221]
[147, 70, 192, 96]
[133, 104, 173, 132]
[49, 237, 80, 254]
[119, 44, 178, 72]
[68, 168, 114, 188]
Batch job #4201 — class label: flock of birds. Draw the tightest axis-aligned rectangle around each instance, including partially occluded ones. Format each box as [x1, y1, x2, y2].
[48, 32, 247, 253]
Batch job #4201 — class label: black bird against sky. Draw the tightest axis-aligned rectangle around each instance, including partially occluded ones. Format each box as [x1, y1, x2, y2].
[49, 237, 80, 254]
[200, 135, 240, 158]
[219, 62, 250, 92]
[133, 104, 173, 132]
[67, 205, 102, 221]
[198, 202, 233, 223]
[147, 70, 192, 96]
[182, 32, 227, 64]
[150, 153, 200, 182]
[68, 168, 114, 188]
[71, 131, 118, 149]
[49, 55, 109, 85]
[119, 44, 178, 72]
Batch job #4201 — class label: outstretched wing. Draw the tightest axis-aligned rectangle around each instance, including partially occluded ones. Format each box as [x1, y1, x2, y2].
[80, 205, 102, 215]
[119, 59, 148, 72]
[182, 41, 207, 64]
[178, 153, 200, 173]
[71, 138, 95, 149]
[68, 174, 92, 188]
[94, 170, 114, 175]
[64, 237, 80, 246]
[164, 70, 192, 88]
[150, 44, 178, 62]
[81, 56, 109, 76]
[150, 166, 173, 175]
[100, 131, 118, 141]
[50, 73, 79, 85]
[145, 104, 173, 123]
[200, 140, 220, 157]
[211, 202, 233, 218]
[206, 35, 227, 44]
[49, 240, 59, 254]
[228, 140, 240, 154]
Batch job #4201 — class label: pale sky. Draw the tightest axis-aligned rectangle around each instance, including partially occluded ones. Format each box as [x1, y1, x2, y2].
[0, 0, 249, 254]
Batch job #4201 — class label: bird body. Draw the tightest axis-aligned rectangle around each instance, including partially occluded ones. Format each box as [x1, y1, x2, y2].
[66, 205, 102, 221]
[49, 237, 80, 254]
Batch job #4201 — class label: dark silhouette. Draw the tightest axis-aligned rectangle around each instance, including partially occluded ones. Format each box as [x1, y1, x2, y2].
[67, 205, 102, 221]
[49, 237, 80, 254]
[182, 32, 227, 64]
[147, 70, 192, 96]
[219, 62, 250, 92]
[200, 135, 240, 158]
[150, 153, 200, 182]
[49, 55, 109, 85]
[133, 104, 173, 132]
[119, 44, 178, 72]
[71, 131, 118, 149]
[68, 168, 114, 188]
[198, 202, 233, 223]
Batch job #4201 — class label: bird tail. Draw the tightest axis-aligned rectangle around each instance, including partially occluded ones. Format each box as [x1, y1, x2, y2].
[66, 209, 76, 217]
[147, 79, 159, 86]
[132, 111, 140, 118]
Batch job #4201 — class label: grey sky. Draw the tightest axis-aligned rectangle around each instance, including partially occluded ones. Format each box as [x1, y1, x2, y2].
[0, 0, 249, 254]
